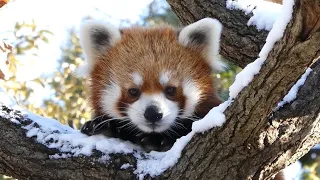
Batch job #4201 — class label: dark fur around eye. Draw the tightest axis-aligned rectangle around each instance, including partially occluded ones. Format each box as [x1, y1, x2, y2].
[128, 88, 141, 98]
[164, 86, 177, 97]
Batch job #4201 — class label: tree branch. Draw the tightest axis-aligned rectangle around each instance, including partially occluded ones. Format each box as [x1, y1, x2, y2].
[163, 0, 320, 179]
[0, 106, 139, 180]
[1, 0, 319, 179]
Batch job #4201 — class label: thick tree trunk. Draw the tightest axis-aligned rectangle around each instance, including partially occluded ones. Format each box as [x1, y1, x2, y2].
[0, 0, 319, 179]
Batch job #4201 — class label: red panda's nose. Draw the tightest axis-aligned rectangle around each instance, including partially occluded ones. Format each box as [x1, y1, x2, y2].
[144, 105, 163, 123]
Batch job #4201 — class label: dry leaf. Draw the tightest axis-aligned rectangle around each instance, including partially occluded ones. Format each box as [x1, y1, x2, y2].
[4, 41, 12, 51]
[0, 45, 4, 53]
[0, 70, 5, 80]
[0, 40, 12, 52]
[0, 0, 8, 8]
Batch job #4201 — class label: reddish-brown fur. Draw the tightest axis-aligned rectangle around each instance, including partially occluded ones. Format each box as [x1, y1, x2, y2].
[89, 26, 221, 118]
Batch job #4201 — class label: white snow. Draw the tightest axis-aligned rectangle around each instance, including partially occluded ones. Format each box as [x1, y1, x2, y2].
[229, 0, 295, 98]
[0, 82, 17, 108]
[0, 85, 139, 157]
[192, 100, 231, 132]
[283, 161, 303, 180]
[121, 163, 133, 169]
[134, 132, 195, 177]
[226, 0, 282, 31]
[276, 68, 312, 110]
[0, 87, 23, 124]
[229, 57, 264, 98]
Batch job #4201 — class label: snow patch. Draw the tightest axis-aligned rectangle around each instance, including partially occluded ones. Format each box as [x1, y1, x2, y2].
[192, 100, 230, 132]
[134, 132, 194, 177]
[229, 0, 294, 98]
[276, 68, 312, 110]
[283, 161, 303, 180]
[226, 0, 282, 31]
[49, 153, 72, 159]
[0, 107, 22, 124]
[121, 163, 133, 169]
[0, 86, 18, 108]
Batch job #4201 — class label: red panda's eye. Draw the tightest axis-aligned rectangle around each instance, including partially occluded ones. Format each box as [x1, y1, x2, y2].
[128, 88, 141, 98]
[165, 86, 177, 97]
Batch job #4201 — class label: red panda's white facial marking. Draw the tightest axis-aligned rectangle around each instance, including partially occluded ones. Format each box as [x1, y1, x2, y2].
[101, 81, 122, 118]
[100, 74, 202, 133]
[131, 72, 143, 86]
[127, 93, 179, 133]
[159, 71, 172, 86]
[181, 79, 201, 118]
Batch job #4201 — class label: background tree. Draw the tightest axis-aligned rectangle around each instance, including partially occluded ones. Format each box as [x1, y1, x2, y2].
[1, 22, 90, 130]
[40, 29, 90, 129]
[1, 20, 52, 112]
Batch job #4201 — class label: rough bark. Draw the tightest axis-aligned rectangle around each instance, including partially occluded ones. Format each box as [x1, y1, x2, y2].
[167, 0, 269, 68]
[161, 59, 320, 180]
[1, 0, 320, 179]
[162, 1, 320, 179]
[0, 109, 137, 180]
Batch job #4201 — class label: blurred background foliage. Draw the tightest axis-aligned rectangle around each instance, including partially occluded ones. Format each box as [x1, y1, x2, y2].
[1, 22, 90, 130]
[0, 0, 318, 179]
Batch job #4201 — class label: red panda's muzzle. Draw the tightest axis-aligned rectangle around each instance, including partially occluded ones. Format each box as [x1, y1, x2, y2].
[144, 104, 163, 123]
[127, 93, 179, 133]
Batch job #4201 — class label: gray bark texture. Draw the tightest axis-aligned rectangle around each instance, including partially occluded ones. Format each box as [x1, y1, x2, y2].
[1, 0, 320, 179]
[167, 0, 269, 68]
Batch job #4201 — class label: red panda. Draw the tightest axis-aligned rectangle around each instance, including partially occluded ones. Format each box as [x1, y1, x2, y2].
[79, 18, 225, 152]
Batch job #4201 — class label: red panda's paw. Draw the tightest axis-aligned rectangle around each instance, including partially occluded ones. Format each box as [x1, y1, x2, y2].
[80, 120, 95, 136]
[80, 120, 113, 136]
[138, 134, 175, 152]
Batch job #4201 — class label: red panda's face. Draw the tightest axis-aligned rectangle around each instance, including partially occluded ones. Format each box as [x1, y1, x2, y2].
[79, 18, 225, 134]
[99, 69, 202, 133]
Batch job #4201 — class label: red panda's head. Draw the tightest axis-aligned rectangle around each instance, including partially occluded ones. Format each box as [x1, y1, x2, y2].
[79, 18, 224, 134]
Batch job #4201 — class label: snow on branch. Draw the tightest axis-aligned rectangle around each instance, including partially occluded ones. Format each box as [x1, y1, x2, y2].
[226, 0, 282, 31]
[276, 68, 313, 110]
[0, 88, 179, 178]
[229, 0, 295, 98]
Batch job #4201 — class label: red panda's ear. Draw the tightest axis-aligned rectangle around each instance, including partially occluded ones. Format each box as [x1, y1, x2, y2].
[77, 20, 121, 77]
[178, 18, 227, 72]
